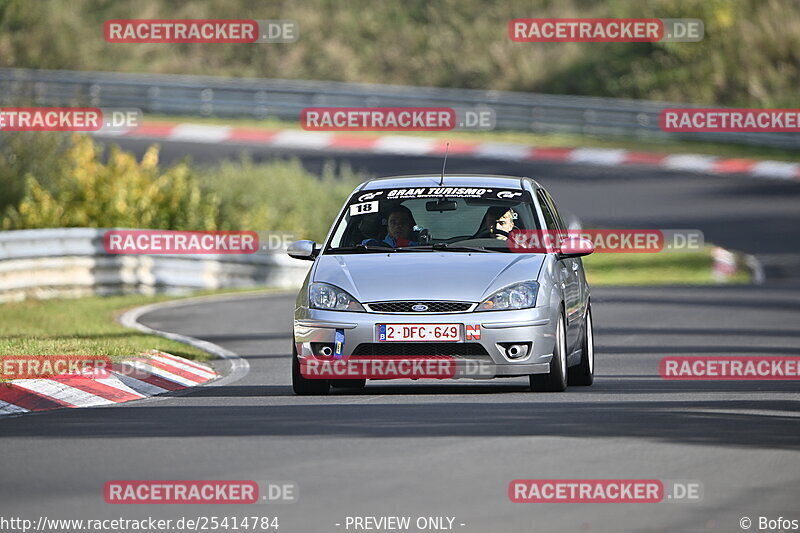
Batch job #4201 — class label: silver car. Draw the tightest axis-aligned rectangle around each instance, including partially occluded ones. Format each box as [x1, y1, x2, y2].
[288, 175, 595, 394]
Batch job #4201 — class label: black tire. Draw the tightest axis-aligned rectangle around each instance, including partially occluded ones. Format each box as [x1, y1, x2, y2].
[331, 379, 367, 389]
[568, 305, 595, 386]
[292, 347, 330, 396]
[530, 310, 568, 392]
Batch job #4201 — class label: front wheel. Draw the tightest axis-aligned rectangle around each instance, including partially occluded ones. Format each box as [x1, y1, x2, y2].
[530, 310, 568, 392]
[292, 347, 330, 396]
[568, 305, 594, 386]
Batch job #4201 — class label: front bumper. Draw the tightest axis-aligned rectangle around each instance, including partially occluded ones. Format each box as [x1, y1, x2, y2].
[294, 306, 556, 378]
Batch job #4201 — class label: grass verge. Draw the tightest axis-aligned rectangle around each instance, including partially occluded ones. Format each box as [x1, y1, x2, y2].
[0, 287, 282, 361]
[142, 114, 800, 164]
[584, 246, 751, 286]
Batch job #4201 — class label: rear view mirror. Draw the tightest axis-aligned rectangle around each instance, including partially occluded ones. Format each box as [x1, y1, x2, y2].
[287, 240, 319, 260]
[426, 199, 457, 212]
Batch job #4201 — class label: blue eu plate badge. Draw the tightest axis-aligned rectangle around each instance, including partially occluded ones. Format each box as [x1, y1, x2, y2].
[334, 329, 345, 359]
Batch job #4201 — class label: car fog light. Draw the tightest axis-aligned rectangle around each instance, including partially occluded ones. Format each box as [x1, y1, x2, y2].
[311, 343, 335, 357]
[500, 342, 531, 360]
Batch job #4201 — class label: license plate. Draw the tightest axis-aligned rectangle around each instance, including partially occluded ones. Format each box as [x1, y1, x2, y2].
[378, 324, 462, 342]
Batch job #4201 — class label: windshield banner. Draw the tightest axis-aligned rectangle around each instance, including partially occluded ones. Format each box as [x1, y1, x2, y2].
[352, 188, 525, 203]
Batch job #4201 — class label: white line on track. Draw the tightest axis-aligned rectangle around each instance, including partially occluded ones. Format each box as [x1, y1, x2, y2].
[118, 291, 292, 389]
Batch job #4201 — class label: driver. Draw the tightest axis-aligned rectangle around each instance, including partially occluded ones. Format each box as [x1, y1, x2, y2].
[481, 206, 516, 241]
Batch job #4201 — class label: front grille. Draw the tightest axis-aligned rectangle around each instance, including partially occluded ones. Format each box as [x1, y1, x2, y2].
[367, 301, 473, 313]
[352, 342, 489, 357]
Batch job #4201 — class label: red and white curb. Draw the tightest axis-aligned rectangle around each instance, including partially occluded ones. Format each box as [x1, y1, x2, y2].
[0, 351, 217, 416]
[97, 122, 800, 181]
[116, 293, 251, 388]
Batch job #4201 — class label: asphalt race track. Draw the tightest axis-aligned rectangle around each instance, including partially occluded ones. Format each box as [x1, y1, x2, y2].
[1, 137, 799, 533]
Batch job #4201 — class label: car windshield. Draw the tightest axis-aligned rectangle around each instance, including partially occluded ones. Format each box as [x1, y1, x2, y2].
[326, 186, 541, 253]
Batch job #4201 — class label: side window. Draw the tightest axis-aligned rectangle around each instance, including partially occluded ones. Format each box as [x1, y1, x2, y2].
[542, 190, 566, 230]
[536, 190, 559, 231]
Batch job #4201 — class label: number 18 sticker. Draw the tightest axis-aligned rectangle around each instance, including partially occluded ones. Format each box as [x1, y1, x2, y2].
[350, 201, 378, 216]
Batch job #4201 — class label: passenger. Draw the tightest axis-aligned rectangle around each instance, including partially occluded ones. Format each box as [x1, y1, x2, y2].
[480, 206, 516, 241]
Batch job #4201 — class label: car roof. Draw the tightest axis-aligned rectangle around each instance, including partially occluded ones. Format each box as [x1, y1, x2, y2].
[358, 174, 543, 192]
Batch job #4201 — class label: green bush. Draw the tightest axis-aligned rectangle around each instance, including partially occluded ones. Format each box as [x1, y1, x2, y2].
[0, 131, 72, 213]
[2, 134, 219, 230]
[197, 157, 362, 241]
[0, 133, 363, 239]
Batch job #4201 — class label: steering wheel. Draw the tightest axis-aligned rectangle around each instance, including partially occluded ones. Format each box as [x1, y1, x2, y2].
[472, 228, 510, 239]
[445, 235, 475, 243]
[360, 238, 393, 248]
[417, 228, 431, 244]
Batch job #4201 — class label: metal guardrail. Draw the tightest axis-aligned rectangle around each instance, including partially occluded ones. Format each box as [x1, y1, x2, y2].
[0, 228, 758, 303]
[1, 68, 798, 149]
[0, 228, 309, 302]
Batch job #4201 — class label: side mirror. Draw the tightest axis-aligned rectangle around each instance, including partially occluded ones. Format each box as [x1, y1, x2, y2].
[558, 235, 594, 258]
[287, 240, 319, 261]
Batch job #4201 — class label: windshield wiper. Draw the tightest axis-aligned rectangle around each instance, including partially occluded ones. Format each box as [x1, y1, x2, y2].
[326, 244, 397, 253]
[328, 243, 508, 254]
[408, 243, 493, 253]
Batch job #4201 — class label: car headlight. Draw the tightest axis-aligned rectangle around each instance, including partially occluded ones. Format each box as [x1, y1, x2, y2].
[309, 282, 365, 311]
[478, 281, 539, 311]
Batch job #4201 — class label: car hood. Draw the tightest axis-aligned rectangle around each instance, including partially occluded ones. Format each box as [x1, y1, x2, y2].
[313, 252, 546, 303]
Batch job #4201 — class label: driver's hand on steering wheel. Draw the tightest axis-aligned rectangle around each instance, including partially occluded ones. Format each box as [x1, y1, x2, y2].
[491, 218, 515, 240]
